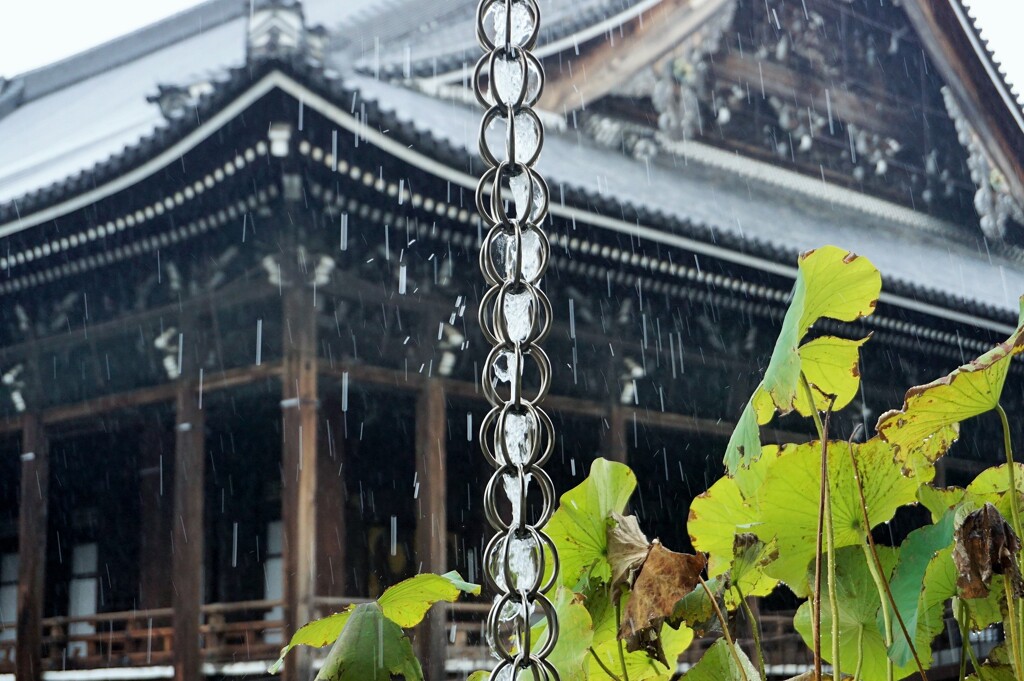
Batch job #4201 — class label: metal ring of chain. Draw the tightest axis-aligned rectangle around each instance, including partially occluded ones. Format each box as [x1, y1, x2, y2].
[475, 0, 560, 678]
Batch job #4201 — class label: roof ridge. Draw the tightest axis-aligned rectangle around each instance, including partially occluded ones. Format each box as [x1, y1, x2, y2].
[10, 0, 244, 105]
[954, 0, 1024, 113]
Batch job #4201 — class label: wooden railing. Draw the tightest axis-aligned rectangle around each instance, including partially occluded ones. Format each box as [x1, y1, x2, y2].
[0, 600, 284, 673]
[34, 607, 176, 669]
[201, 599, 285, 663]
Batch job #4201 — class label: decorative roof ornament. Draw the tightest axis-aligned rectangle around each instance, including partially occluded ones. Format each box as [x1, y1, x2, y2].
[146, 82, 215, 120]
[247, 0, 326, 65]
[150, 0, 327, 122]
[943, 86, 1024, 241]
[628, 0, 736, 144]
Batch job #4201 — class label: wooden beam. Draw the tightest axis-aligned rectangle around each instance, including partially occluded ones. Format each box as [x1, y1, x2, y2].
[280, 283, 319, 681]
[414, 380, 448, 681]
[16, 414, 48, 681]
[1, 362, 281, 437]
[540, 0, 732, 112]
[710, 52, 913, 139]
[320, 364, 807, 442]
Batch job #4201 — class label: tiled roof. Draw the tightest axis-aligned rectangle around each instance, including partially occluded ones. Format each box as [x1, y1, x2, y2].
[340, 0, 637, 79]
[1, 55, 1021, 328]
[348, 73, 1024, 322]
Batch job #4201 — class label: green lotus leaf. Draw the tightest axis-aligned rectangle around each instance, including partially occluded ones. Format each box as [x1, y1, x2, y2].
[268, 610, 354, 674]
[966, 463, 1024, 523]
[584, 586, 619, 647]
[724, 400, 763, 475]
[377, 571, 480, 628]
[963, 574, 1008, 629]
[315, 603, 422, 681]
[689, 447, 776, 578]
[269, 571, 478, 673]
[588, 620, 692, 681]
[917, 547, 959, 659]
[682, 638, 759, 681]
[876, 296, 1024, 468]
[917, 484, 968, 523]
[725, 534, 779, 609]
[670, 576, 725, 637]
[793, 335, 871, 416]
[734, 444, 779, 499]
[753, 245, 880, 419]
[726, 246, 881, 472]
[758, 439, 923, 595]
[546, 458, 637, 592]
[688, 476, 756, 578]
[583, 585, 693, 678]
[793, 546, 919, 681]
[884, 511, 956, 666]
[531, 587, 594, 681]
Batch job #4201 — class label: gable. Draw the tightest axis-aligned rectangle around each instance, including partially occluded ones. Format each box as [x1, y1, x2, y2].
[479, 0, 1023, 245]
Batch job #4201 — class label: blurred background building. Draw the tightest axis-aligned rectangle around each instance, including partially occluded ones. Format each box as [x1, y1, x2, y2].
[0, 0, 1022, 679]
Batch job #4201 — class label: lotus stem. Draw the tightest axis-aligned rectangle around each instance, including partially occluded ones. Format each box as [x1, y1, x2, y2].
[862, 539, 895, 681]
[823, 464, 841, 681]
[736, 586, 767, 681]
[996, 403, 1024, 676]
[956, 598, 981, 680]
[801, 373, 840, 680]
[1004, 577, 1024, 678]
[698, 574, 750, 681]
[996, 404, 1022, 537]
[846, 438, 928, 681]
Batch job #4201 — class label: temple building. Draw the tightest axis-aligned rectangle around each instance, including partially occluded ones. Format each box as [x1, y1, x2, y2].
[0, 0, 1021, 679]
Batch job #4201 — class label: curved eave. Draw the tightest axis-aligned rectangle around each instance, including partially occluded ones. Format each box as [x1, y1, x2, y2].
[953, 0, 1024, 121]
[902, 0, 1024, 202]
[369, 0, 665, 83]
[0, 62, 1017, 337]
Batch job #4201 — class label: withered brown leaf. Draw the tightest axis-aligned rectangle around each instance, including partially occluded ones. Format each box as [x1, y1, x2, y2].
[607, 512, 651, 591]
[618, 542, 706, 665]
[953, 503, 1024, 599]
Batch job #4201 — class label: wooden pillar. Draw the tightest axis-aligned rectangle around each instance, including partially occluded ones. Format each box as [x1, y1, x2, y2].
[16, 413, 48, 681]
[139, 424, 173, 609]
[317, 398, 346, 598]
[172, 380, 205, 681]
[281, 282, 318, 681]
[601, 404, 629, 464]
[415, 381, 448, 681]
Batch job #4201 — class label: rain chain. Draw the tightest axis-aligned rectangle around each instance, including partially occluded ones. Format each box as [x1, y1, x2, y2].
[475, 0, 560, 678]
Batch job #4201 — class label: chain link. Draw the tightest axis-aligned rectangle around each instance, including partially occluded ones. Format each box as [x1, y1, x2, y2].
[475, 0, 560, 678]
